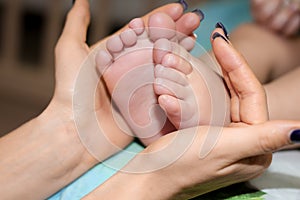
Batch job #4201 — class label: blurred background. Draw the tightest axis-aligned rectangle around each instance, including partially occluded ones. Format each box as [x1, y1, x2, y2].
[0, 0, 205, 136]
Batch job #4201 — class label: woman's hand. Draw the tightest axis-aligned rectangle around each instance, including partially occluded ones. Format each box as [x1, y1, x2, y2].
[251, 0, 300, 36]
[0, 1, 190, 199]
[50, 0, 134, 162]
[83, 28, 300, 200]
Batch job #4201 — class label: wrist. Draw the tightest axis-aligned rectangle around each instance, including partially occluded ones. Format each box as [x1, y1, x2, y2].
[0, 100, 98, 199]
[38, 101, 98, 181]
[84, 170, 179, 200]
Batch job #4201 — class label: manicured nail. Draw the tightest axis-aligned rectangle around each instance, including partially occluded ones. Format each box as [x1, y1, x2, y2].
[212, 32, 229, 43]
[290, 129, 300, 143]
[177, 0, 188, 11]
[192, 9, 205, 22]
[215, 22, 229, 40]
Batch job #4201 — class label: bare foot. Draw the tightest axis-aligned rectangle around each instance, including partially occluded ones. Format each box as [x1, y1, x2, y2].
[153, 38, 231, 129]
[95, 12, 199, 146]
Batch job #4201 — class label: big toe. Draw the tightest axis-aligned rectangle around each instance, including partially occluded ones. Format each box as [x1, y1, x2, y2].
[148, 12, 177, 42]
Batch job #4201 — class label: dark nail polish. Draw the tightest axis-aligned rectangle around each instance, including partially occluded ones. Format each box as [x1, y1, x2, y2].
[290, 129, 300, 143]
[72, 0, 75, 4]
[177, 0, 188, 11]
[212, 32, 229, 43]
[192, 9, 205, 22]
[215, 22, 229, 40]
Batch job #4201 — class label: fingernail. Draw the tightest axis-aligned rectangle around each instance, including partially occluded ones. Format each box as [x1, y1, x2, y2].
[192, 9, 205, 22]
[290, 129, 300, 143]
[215, 22, 229, 40]
[212, 32, 229, 43]
[72, 0, 75, 4]
[177, 0, 188, 11]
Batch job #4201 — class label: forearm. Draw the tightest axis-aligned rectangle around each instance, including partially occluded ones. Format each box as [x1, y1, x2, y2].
[83, 164, 178, 200]
[264, 66, 300, 121]
[0, 104, 97, 200]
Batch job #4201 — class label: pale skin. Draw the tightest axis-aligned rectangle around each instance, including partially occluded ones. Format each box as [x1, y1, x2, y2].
[84, 28, 300, 200]
[230, 23, 300, 149]
[229, 22, 300, 120]
[96, 15, 300, 147]
[92, 0, 300, 150]
[0, 1, 200, 199]
[149, 0, 300, 136]
[251, 0, 300, 36]
[249, 0, 300, 122]
[96, 13, 198, 146]
[95, 11, 229, 146]
[0, 1, 300, 200]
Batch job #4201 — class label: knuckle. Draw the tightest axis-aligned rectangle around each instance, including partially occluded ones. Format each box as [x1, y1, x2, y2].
[259, 131, 275, 152]
[258, 127, 288, 153]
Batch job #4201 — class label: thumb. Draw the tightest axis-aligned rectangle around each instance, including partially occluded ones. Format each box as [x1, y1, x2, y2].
[230, 120, 300, 158]
[61, 0, 91, 43]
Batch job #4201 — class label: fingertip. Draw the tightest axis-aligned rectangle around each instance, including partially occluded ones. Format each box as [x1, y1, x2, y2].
[63, 0, 91, 41]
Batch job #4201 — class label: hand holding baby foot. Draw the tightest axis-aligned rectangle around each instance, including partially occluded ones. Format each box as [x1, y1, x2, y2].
[212, 26, 269, 124]
[152, 26, 272, 199]
[54, 0, 199, 160]
[95, 11, 201, 146]
[85, 25, 300, 200]
[153, 38, 231, 129]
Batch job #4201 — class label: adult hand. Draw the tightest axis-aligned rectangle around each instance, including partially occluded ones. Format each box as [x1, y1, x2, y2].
[251, 0, 300, 36]
[0, 1, 198, 199]
[50, 0, 195, 161]
[52, 0, 133, 162]
[83, 29, 300, 200]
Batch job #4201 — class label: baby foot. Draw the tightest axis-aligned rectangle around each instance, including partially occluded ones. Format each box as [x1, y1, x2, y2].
[153, 39, 231, 129]
[96, 12, 198, 146]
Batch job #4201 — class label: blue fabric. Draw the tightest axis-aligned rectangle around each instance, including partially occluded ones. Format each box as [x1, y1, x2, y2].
[48, 1, 253, 199]
[192, 0, 252, 56]
[48, 142, 143, 200]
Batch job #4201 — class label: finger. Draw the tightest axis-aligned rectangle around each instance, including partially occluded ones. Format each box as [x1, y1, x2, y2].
[211, 29, 268, 124]
[268, 5, 295, 32]
[224, 154, 272, 179]
[91, 3, 185, 50]
[283, 13, 300, 36]
[61, 0, 91, 42]
[251, 0, 282, 23]
[219, 121, 300, 159]
[251, 0, 268, 22]
[119, 3, 184, 34]
[144, 3, 184, 24]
